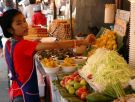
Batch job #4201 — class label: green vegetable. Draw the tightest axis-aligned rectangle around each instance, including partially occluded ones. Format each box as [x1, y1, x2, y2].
[112, 81, 126, 101]
[79, 48, 132, 90]
[102, 81, 126, 102]
[102, 84, 117, 98]
[87, 92, 113, 102]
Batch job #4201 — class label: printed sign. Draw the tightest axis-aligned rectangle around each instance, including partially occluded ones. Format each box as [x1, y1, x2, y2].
[114, 9, 130, 36]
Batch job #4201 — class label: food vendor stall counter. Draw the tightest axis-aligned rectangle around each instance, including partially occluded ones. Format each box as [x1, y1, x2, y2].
[35, 55, 68, 102]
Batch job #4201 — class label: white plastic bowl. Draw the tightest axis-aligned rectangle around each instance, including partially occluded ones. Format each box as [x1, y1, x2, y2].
[62, 65, 76, 73]
[43, 66, 60, 74]
[38, 84, 45, 97]
[40, 37, 56, 43]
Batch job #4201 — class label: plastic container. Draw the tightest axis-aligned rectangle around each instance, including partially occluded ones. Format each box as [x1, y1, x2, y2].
[38, 84, 45, 97]
[43, 66, 60, 74]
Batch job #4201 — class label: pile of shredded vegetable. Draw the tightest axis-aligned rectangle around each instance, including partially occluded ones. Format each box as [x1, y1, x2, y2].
[79, 48, 132, 91]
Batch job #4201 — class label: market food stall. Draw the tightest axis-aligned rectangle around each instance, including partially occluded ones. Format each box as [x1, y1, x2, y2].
[34, 28, 135, 102]
[16, 0, 135, 102]
[35, 49, 135, 102]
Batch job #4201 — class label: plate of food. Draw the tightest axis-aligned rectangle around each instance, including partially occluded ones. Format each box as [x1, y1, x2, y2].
[61, 57, 77, 73]
[72, 56, 87, 64]
[41, 58, 59, 74]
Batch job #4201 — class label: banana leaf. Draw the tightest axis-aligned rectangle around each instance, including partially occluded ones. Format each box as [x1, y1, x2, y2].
[96, 27, 107, 38]
[116, 34, 124, 51]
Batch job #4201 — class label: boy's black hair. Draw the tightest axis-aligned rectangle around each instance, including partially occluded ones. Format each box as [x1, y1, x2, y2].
[0, 9, 22, 38]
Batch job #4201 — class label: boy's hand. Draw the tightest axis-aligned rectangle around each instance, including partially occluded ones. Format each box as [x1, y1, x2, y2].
[85, 34, 96, 44]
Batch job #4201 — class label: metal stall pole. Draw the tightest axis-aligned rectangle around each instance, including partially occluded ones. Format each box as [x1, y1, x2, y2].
[15, 0, 18, 9]
[70, 0, 73, 39]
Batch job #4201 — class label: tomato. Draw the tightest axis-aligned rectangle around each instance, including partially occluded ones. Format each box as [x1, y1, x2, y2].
[69, 76, 74, 80]
[73, 71, 79, 76]
[60, 80, 65, 87]
[76, 87, 88, 97]
[80, 92, 88, 100]
[74, 75, 81, 82]
[76, 89, 82, 97]
[64, 76, 71, 83]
